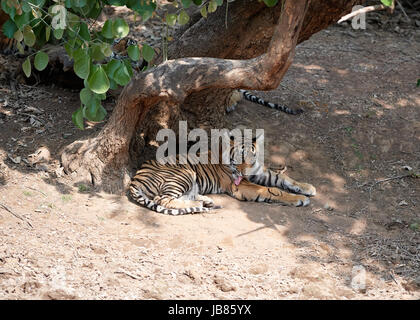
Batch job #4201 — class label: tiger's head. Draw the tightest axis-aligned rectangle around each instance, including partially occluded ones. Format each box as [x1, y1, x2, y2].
[228, 135, 260, 185]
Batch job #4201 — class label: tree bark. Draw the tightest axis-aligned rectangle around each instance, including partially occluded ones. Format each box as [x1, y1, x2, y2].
[0, 8, 11, 52]
[61, 0, 364, 193]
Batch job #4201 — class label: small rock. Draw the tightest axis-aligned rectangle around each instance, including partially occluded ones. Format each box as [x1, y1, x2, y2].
[402, 165, 412, 171]
[398, 200, 408, 206]
[23, 106, 43, 114]
[249, 263, 268, 275]
[90, 244, 107, 255]
[7, 154, 21, 164]
[35, 163, 49, 172]
[29, 117, 42, 128]
[55, 167, 64, 178]
[324, 203, 334, 211]
[214, 275, 236, 292]
[27, 146, 51, 165]
[62, 133, 73, 139]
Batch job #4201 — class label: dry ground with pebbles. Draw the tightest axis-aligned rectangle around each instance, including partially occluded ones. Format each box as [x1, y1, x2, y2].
[0, 19, 419, 299]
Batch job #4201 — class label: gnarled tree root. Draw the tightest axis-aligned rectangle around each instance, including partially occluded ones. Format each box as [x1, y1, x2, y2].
[61, 137, 132, 194]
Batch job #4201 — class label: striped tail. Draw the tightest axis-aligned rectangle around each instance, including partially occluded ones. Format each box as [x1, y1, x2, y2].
[129, 186, 219, 215]
[239, 89, 303, 115]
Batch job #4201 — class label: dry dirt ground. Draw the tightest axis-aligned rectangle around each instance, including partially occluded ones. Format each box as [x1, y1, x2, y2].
[0, 20, 419, 299]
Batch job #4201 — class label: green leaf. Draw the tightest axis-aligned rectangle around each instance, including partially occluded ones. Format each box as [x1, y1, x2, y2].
[78, 22, 91, 41]
[417, 79, 420, 87]
[107, 0, 127, 5]
[72, 0, 87, 8]
[380, 0, 393, 6]
[177, 10, 190, 25]
[112, 18, 129, 38]
[166, 13, 177, 27]
[2, 20, 17, 39]
[123, 59, 133, 77]
[80, 88, 93, 105]
[141, 44, 154, 63]
[208, 0, 217, 13]
[200, 6, 207, 18]
[72, 107, 84, 129]
[101, 43, 113, 57]
[127, 45, 140, 61]
[104, 59, 122, 80]
[45, 26, 51, 41]
[109, 78, 118, 90]
[53, 28, 64, 40]
[87, 66, 110, 94]
[16, 42, 25, 55]
[101, 20, 114, 39]
[181, 0, 193, 8]
[22, 58, 31, 78]
[13, 29, 23, 42]
[23, 25, 36, 47]
[91, 44, 106, 62]
[86, 102, 107, 122]
[113, 63, 131, 86]
[84, 97, 100, 120]
[34, 51, 49, 71]
[263, 0, 278, 7]
[14, 12, 31, 29]
[73, 50, 90, 79]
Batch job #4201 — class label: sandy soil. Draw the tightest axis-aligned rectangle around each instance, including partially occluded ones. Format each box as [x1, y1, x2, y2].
[0, 20, 419, 299]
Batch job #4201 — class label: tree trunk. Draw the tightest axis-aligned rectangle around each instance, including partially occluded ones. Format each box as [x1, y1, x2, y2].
[61, 0, 364, 193]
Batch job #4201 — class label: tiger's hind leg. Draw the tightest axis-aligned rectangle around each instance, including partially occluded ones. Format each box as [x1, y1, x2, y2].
[230, 180, 310, 207]
[155, 180, 209, 210]
[249, 169, 316, 197]
[195, 195, 215, 208]
[154, 195, 204, 209]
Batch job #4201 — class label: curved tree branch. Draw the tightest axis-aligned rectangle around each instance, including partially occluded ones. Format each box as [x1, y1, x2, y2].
[125, 0, 310, 104]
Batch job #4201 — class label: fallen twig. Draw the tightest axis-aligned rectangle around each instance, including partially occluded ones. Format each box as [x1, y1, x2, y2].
[395, 0, 410, 21]
[371, 174, 412, 186]
[337, 4, 388, 24]
[115, 269, 141, 280]
[25, 186, 47, 197]
[366, 173, 414, 199]
[0, 202, 33, 228]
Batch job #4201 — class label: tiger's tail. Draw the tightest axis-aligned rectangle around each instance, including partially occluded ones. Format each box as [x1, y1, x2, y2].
[129, 186, 219, 215]
[239, 89, 303, 115]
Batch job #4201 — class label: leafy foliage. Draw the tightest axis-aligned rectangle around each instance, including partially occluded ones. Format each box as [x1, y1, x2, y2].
[380, 0, 394, 6]
[1, 0, 278, 129]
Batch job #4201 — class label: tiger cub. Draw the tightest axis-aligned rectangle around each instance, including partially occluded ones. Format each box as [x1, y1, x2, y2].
[226, 89, 303, 115]
[129, 137, 316, 215]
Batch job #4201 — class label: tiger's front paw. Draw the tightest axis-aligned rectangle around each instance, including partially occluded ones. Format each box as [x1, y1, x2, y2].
[293, 195, 310, 207]
[299, 183, 316, 197]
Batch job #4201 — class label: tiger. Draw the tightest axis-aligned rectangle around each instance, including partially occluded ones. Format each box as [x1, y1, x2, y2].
[129, 135, 316, 215]
[226, 89, 304, 115]
[111, 37, 147, 71]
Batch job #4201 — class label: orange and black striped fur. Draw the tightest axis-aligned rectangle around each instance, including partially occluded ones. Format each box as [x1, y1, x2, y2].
[130, 137, 316, 215]
[226, 89, 303, 115]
